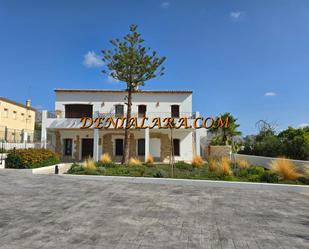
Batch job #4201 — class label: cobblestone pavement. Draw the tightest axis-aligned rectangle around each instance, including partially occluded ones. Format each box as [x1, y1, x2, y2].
[0, 170, 309, 249]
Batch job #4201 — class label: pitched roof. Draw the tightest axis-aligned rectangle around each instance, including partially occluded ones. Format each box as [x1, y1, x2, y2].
[54, 88, 192, 94]
[0, 97, 36, 111]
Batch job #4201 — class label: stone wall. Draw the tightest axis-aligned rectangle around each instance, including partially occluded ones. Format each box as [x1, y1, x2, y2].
[205, 145, 232, 159]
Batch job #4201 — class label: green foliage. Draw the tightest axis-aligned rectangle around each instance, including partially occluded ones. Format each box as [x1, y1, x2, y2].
[5, 148, 60, 169]
[247, 175, 261, 182]
[209, 113, 241, 150]
[96, 161, 116, 168]
[66, 161, 306, 185]
[278, 127, 309, 160]
[247, 166, 265, 176]
[102, 24, 166, 90]
[175, 161, 193, 170]
[153, 169, 166, 178]
[260, 171, 279, 183]
[240, 125, 309, 160]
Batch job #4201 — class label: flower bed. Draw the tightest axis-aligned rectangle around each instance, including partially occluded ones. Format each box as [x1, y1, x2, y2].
[67, 156, 309, 185]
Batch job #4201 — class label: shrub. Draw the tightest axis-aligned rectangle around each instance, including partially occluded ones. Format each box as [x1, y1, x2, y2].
[248, 175, 260, 182]
[153, 169, 166, 178]
[67, 163, 84, 174]
[146, 154, 155, 166]
[5, 148, 60, 169]
[270, 158, 302, 180]
[129, 166, 145, 177]
[128, 157, 142, 167]
[208, 159, 218, 172]
[96, 161, 116, 168]
[100, 153, 112, 164]
[82, 158, 96, 171]
[260, 171, 279, 183]
[236, 159, 249, 169]
[192, 155, 204, 168]
[175, 161, 193, 170]
[247, 166, 264, 176]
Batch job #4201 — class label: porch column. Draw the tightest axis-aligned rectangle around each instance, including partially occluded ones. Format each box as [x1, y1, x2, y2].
[195, 111, 201, 156]
[145, 128, 150, 161]
[93, 128, 99, 161]
[41, 110, 47, 148]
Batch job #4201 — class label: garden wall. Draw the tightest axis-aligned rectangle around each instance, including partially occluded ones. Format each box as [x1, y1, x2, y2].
[233, 154, 309, 171]
[1, 142, 36, 150]
[205, 145, 232, 159]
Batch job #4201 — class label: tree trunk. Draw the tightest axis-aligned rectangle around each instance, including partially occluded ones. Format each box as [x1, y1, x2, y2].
[122, 88, 132, 164]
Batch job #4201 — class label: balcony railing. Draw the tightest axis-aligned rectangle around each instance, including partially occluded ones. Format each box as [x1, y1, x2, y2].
[46, 111, 197, 119]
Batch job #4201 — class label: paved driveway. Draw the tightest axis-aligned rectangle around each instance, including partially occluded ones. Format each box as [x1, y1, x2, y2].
[0, 170, 309, 249]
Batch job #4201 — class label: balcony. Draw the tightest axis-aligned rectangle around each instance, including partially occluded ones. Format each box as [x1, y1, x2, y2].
[43, 110, 198, 129]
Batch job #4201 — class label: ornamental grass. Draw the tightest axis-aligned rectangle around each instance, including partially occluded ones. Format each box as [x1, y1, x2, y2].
[192, 155, 204, 168]
[100, 153, 112, 164]
[270, 158, 302, 181]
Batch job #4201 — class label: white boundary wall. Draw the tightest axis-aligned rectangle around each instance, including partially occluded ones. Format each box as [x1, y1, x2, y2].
[1, 142, 36, 150]
[233, 154, 309, 171]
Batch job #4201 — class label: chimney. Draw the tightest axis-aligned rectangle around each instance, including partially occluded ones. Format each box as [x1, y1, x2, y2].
[26, 99, 31, 108]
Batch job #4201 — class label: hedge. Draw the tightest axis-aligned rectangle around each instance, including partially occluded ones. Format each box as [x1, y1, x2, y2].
[5, 148, 60, 169]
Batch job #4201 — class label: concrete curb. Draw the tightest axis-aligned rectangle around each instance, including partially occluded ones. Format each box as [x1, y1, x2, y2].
[32, 163, 72, 174]
[61, 174, 309, 193]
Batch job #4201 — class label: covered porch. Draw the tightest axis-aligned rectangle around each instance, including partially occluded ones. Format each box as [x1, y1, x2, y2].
[45, 128, 201, 163]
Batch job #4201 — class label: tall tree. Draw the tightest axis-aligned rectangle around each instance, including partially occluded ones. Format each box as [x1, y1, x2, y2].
[102, 24, 166, 164]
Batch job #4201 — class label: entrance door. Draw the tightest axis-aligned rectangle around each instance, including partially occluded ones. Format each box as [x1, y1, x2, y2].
[82, 138, 93, 159]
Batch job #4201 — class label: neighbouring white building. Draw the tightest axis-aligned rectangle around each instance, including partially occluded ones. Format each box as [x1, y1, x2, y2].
[41, 89, 206, 162]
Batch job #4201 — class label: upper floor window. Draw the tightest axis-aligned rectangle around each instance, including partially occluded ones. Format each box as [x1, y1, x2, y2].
[115, 104, 124, 118]
[13, 111, 17, 120]
[138, 105, 147, 118]
[171, 105, 180, 118]
[65, 104, 93, 118]
[3, 108, 8, 118]
[21, 113, 25, 121]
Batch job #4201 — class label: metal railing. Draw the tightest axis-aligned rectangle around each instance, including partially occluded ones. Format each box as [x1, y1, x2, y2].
[46, 111, 197, 119]
[0, 126, 39, 143]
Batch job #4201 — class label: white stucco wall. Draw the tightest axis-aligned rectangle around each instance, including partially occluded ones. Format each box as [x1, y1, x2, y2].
[54, 91, 192, 115]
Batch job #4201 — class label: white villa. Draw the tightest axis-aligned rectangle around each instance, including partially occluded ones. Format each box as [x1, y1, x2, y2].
[41, 89, 206, 162]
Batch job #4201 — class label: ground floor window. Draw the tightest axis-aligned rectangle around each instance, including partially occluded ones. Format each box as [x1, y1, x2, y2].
[64, 138, 73, 156]
[173, 139, 180, 156]
[138, 139, 145, 156]
[115, 139, 124, 156]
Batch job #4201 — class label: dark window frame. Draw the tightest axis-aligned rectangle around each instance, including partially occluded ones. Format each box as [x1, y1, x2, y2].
[65, 104, 93, 118]
[137, 138, 145, 156]
[115, 139, 124, 156]
[173, 139, 180, 156]
[171, 105, 180, 118]
[115, 104, 124, 118]
[64, 138, 73, 156]
[138, 105, 147, 118]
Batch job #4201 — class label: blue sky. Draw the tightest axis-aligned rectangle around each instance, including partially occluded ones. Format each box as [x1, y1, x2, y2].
[0, 0, 308, 135]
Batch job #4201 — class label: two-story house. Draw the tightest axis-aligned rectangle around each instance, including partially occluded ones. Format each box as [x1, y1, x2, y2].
[41, 89, 206, 162]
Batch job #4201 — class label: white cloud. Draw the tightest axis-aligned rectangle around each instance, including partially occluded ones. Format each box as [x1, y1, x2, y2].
[264, 92, 277, 97]
[83, 51, 104, 68]
[230, 11, 245, 21]
[299, 123, 309, 128]
[160, 1, 170, 9]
